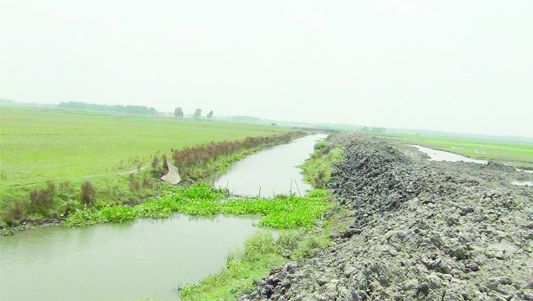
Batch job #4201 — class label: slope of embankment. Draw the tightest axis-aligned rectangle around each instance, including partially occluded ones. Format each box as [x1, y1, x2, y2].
[240, 133, 533, 301]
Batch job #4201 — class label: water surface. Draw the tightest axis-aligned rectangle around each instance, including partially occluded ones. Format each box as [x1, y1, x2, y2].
[0, 215, 258, 301]
[213, 134, 327, 197]
[411, 145, 488, 164]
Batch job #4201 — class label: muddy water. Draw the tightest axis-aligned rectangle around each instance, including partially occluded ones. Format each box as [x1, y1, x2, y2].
[411, 145, 488, 164]
[213, 134, 327, 197]
[0, 215, 259, 301]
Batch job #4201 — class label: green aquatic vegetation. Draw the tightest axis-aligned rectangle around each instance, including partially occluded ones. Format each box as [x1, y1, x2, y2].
[64, 183, 333, 229]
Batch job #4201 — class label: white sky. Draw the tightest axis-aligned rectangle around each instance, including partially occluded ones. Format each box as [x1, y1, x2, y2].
[1, 1, 532, 137]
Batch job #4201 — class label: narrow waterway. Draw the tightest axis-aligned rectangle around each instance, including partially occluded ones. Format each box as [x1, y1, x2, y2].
[0, 134, 326, 301]
[213, 134, 327, 197]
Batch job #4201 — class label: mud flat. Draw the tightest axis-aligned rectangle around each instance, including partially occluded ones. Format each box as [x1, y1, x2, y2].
[239, 133, 533, 301]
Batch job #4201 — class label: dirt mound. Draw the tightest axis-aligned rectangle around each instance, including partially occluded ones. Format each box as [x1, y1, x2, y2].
[239, 133, 533, 301]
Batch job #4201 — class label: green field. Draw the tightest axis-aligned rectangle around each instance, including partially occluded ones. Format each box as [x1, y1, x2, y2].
[0, 106, 288, 188]
[383, 134, 533, 168]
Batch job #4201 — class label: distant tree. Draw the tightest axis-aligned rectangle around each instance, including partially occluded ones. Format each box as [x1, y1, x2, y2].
[207, 110, 213, 119]
[58, 101, 154, 115]
[150, 107, 157, 115]
[193, 109, 202, 119]
[174, 107, 184, 118]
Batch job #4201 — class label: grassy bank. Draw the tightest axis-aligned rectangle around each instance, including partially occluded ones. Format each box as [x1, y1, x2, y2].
[1, 132, 303, 228]
[382, 134, 533, 168]
[1, 106, 301, 227]
[299, 136, 344, 188]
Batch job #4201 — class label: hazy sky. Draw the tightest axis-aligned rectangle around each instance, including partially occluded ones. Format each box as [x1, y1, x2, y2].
[1, 1, 532, 137]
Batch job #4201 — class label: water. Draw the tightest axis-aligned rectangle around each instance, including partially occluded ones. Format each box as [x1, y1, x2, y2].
[411, 145, 488, 164]
[213, 134, 327, 197]
[0, 215, 259, 301]
[511, 181, 533, 186]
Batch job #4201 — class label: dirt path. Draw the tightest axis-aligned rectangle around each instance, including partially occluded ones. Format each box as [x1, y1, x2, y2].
[1, 166, 150, 189]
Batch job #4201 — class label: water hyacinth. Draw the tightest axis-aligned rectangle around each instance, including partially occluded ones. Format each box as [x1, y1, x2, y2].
[64, 183, 332, 229]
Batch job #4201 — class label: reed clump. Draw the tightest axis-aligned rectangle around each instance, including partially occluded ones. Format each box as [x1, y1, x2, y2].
[81, 181, 96, 205]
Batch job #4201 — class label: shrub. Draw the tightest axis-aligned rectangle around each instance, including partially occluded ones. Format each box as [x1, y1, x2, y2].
[142, 177, 153, 188]
[4, 198, 28, 221]
[314, 140, 326, 151]
[81, 181, 96, 205]
[29, 188, 53, 214]
[46, 180, 56, 195]
[129, 173, 141, 192]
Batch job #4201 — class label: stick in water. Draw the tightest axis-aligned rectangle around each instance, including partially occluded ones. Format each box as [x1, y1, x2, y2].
[290, 178, 293, 194]
[294, 179, 302, 197]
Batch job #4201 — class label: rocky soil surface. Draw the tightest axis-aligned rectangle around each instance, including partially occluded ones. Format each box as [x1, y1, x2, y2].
[239, 133, 533, 301]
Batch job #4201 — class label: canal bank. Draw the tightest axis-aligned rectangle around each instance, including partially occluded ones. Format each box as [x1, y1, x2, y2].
[0, 134, 332, 301]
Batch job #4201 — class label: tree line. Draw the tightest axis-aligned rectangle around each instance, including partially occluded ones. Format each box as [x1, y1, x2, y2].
[58, 102, 157, 115]
[174, 107, 213, 119]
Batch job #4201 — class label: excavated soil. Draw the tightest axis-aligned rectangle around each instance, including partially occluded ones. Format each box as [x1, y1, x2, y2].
[239, 133, 533, 301]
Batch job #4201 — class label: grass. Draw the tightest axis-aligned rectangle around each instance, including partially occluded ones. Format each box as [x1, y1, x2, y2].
[1, 136, 302, 227]
[64, 183, 334, 229]
[382, 134, 533, 168]
[0, 106, 298, 225]
[0, 106, 288, 187]
[299, 137, 344, 188]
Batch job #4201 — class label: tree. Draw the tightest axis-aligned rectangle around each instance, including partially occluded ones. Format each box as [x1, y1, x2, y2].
[207, 110, 213, 119]
[174, 107, 184, 118]
[193, 109, 202, 119]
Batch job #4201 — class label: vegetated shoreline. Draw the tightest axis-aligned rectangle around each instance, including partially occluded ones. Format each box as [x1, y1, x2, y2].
[236, 133, 533, 301]
[174, 134, 346, 300]
[0, 131, 306, 235]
